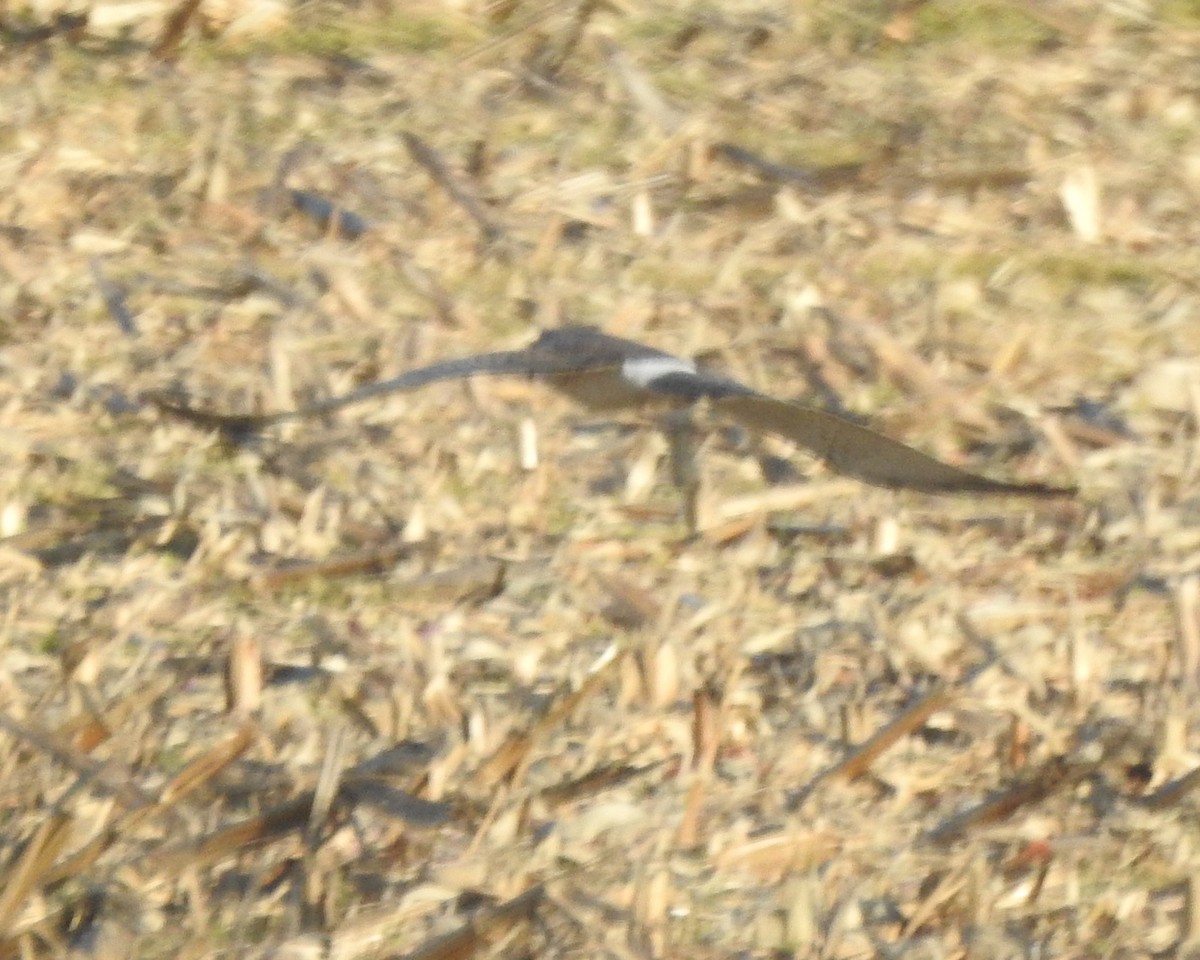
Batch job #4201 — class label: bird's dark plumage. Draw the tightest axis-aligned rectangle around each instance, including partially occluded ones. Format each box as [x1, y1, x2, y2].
[147, 325, 1073, 498]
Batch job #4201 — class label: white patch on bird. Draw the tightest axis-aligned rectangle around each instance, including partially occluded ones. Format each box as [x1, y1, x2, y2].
[620, 355, 697, 387]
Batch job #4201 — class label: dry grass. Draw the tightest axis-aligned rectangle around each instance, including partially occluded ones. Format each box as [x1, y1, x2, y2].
[2, 0, 1200, 956]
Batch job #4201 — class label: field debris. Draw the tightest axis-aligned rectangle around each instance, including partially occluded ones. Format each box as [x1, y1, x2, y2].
[2, 2, 1199, 956]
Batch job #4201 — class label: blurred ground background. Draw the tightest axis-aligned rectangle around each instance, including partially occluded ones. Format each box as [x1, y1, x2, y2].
[2, 1, 1200, 957]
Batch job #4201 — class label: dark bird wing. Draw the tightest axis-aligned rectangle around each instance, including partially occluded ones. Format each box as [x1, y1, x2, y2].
[145, 347, 601, 432]
[713, 392, 1073, 496]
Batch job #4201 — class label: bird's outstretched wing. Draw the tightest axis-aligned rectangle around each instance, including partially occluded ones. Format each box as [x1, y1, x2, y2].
[144, 346, 611, 432]
[147, 324, 1073, 497]
[712, 393, 1069, 496]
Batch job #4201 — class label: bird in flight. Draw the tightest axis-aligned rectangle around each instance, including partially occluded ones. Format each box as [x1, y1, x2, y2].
[147, 325, 1073, 499]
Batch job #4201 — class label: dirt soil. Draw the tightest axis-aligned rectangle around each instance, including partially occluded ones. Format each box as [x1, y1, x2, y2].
[2, 1, 1200, 957]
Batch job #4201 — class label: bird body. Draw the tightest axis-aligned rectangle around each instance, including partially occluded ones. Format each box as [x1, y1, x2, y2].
[529, 327, 751, 411]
